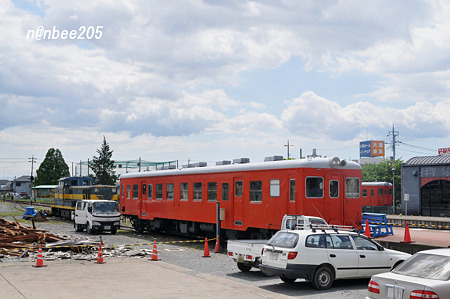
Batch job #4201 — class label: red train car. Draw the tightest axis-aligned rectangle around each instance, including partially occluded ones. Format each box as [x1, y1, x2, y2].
[119, 157, 362, 239]
[361, 182, 393, 207]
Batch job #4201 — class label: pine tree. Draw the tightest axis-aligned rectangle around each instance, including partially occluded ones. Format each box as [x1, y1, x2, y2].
[90, 136, 117, 185]
[35, 148, 70, 185]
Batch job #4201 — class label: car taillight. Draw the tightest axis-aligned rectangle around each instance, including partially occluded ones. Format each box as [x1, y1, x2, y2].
[246, 255, 253, 260]
[261, 248, 264, 255]
[368, 280, 380, 294]
[227, 252, 233, 256]
[410, 290, 439, 299]
[287, 252, 298, 259]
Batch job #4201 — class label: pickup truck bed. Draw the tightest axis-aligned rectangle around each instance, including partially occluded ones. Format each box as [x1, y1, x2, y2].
[227, 239, 268, 272]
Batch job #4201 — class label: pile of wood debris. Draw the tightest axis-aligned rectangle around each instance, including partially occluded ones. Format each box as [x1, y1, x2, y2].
[0, 217, 65, 256]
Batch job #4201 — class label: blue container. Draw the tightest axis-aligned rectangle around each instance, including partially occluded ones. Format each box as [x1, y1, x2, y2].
[22, 207, 37, 219]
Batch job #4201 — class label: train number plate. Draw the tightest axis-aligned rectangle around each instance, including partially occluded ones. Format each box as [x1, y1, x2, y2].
[104, 226, 111, 230]
[387, 285, 403, 299]
[269, 252, 278, 260]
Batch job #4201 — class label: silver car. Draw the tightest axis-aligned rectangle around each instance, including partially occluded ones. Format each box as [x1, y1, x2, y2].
[367, 248, 450, 299]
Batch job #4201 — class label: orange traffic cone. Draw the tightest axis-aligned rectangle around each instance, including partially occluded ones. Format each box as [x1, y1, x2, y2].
[364, 219, 371, 238]
[202, 237, 211, 258]
[32, 245, 47, 268]
[95, 242, 105, 264]
[149, 240, 160, 261]
[401, 221, 415, 244]
[214, 235, 220, 253]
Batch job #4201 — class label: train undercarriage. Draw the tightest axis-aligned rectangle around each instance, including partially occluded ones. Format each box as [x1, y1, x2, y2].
[125, 215, 276, 240]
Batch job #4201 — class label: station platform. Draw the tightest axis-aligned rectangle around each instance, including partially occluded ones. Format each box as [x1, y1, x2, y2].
[375, 226, 449, 254]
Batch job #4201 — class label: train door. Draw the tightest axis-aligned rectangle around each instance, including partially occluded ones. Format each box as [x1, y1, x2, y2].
[233, 177, 244, 227]
[140, 181, 146, 218]
[287, 176, 297, 214]
[325, 172, 344, 225]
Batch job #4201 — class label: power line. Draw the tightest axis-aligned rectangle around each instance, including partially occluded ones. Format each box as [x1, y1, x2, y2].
[399, 142, 435, 153]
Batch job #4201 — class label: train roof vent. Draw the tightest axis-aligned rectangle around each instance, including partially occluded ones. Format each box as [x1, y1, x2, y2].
[182, 164, 194, 169]
[264, 156, 284, 162]
[233, 158, 250, 164]
[216, 160, 231, 166]
[193, 162, 207, 167]
[162, 165, 176, 170]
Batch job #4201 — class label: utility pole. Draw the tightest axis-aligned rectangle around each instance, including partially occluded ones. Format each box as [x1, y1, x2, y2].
[284, 140, 293, 159]
[387, 124, 399, 214]
[29, 155, 36, 203]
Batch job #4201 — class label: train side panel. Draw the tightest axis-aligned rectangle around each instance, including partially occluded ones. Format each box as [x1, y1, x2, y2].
[119, 158, 362, 237]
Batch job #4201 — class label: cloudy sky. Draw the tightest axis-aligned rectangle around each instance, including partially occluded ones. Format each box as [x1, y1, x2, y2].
[1, 0, 449, 179]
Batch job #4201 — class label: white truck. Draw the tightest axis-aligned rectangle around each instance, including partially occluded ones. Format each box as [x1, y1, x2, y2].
[74, 200, 121, 234]
[227, 215, 329, 272]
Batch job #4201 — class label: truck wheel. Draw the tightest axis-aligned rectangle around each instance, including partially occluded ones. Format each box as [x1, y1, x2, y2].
[86, 223, 92, 234]
[237, 262, 252, 272]
[74, 223, 82, 232]
[111, 229, 117, 235]
[312, 266, 333, 290]
[280, 276, 296, 283]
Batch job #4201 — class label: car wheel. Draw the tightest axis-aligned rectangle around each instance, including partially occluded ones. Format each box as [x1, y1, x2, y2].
[280, 276, 296, 283]
[237, 262, 252, 272]
[312, 266, 333, 290]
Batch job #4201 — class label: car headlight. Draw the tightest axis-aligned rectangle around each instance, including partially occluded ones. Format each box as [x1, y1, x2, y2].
[92, 221, 101, 226]
[114, 221, 120, 226]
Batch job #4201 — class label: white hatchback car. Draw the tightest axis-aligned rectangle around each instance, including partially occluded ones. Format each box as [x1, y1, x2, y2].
[259, 228, 411, 290]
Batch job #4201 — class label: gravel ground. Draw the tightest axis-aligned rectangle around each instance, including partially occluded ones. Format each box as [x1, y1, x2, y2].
[0, 201, 368, 298]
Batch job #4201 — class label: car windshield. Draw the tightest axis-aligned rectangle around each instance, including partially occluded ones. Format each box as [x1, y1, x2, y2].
[267, 232, 299, 248]
[92, 201, 119, 214]
[392, 253, 450, 281]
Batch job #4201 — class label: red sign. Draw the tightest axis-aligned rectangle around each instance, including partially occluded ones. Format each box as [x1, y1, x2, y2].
[438, 148, 450, 155]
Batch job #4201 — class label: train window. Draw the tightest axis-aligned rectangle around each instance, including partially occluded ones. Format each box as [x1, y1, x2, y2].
[389, 189, 392, 195]
[235, 181, 243, 197]
[194, 182, 202, 201]
[156, 184, 163, 200]
[306, 177, 323, 198]
[167, 183, 174, 200]
[121, 184, 124, 197]
[345, 178, 360, 198]
[148, 184, 153, 199]
[289, 179, 295, 202]
[270, 179, 280, 197]
[371, 189, 374, 196]
[329, 180, 339, 198]
[133, 185, 139, 199]
[208, 182, 217, 201]
[362, 189, 367, 197]
[384, 189, 387, 195]
[127, 185, 130, 199]
[143, 184, 147, 196]
[180, 183, 188, 201]
[222, 183, 229, 201]
[379, 189, 383, 196]
[250, 181, 262, 202]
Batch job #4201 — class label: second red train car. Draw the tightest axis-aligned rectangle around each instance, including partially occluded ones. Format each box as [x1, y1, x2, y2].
[119, 157, 362, 239]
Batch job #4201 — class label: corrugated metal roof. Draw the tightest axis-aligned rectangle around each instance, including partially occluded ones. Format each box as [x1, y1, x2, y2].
[404, 155, 450, 165]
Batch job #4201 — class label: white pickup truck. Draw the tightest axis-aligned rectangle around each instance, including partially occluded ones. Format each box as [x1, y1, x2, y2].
[227, 215, 328, 272]
[74, 200, 121, 234]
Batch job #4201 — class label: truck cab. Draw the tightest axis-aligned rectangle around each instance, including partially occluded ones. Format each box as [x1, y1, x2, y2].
[281, 215, 329, 230]
[74, 200, 121, 234]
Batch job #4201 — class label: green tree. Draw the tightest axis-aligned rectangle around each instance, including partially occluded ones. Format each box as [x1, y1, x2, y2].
[35, 148, 70, 185]
[90, 136, 117, 185]
[362, 158, 403, 213]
